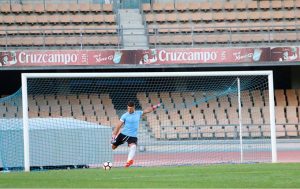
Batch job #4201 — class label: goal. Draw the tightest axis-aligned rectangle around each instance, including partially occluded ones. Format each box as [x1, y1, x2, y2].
[0, 71, 276, 172]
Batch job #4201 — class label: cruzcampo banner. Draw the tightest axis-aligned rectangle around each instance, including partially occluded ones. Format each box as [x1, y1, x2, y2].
[0, 47, 299, 67]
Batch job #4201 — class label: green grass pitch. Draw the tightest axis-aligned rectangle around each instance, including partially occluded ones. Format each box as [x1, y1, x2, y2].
[0, 163, 299, 188]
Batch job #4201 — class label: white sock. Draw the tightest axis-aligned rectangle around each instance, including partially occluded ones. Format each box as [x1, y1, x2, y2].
[127, 145, 136, 162]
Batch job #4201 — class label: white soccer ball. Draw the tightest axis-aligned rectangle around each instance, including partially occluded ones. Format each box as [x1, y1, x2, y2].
[102, 161, 112, 170]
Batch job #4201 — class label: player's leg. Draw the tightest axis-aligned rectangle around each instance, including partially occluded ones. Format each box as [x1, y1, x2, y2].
[111, 133, 126, 150]
[125, 137, 137, 167]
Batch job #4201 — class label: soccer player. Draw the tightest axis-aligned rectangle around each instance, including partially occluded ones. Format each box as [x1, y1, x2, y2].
[111, 101, 161, 167]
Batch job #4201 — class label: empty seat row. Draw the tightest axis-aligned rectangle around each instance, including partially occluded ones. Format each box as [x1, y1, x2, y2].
[0, 3, 113, 14]
[143, 1, 297, 13]
[150, 123, 299, 140]
[0, 35, 120, 47]
[0, 25, 118, 36]
[148, 32, 299, 47]
[150, 106, 300, 125]
[0, 14, 116, 25]
[140, 90, 300, 109]
[145, 10, 300, 24]
[148, 21, 298, 35]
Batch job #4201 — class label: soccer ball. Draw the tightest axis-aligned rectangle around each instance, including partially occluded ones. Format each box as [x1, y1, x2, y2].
[102, 161, 112, 170]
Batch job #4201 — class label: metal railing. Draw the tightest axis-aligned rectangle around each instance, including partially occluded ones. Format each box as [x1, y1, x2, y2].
[0, 28, 122, 50]
[0, 24, 299, 50]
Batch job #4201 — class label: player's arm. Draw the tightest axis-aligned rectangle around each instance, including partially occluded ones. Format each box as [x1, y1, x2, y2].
[142, 103, 161, 116]
[112, 120, 124, 136]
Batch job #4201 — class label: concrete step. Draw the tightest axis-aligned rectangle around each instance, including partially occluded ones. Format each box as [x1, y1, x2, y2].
[121, 20, 143, 25]
[118, 9, 140, 14]
[119, 12, 142, 17]
[120, 16, 142, 23]
[122, 29, 146, 35]
[122, 46, 149, 50]
[123, 37, 148, 43]
[118, 8, 148, 49]
[120, 22, 144, 29]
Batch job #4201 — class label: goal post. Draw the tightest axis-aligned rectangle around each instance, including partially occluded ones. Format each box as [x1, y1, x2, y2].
[5, 71, 278, 172]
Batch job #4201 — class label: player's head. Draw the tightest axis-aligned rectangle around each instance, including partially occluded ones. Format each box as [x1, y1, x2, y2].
[127, 101, 135, 114]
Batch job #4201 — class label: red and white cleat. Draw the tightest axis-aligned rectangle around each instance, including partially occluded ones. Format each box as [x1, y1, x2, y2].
[125, 160, 134, 168]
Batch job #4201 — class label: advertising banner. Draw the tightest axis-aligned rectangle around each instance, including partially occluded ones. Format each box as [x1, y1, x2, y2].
[0, 47, 299, 67]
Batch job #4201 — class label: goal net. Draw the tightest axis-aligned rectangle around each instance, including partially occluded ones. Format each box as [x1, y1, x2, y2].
[0, 71, 276, 172]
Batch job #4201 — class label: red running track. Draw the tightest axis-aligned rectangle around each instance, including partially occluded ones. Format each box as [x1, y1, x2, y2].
[113, 151, 300, 167]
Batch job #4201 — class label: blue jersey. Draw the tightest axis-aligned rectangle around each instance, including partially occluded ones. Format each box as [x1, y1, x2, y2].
[120, 110, 143, 137]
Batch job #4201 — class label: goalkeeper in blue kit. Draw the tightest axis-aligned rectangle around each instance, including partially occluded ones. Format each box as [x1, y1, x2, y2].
[111, 101, 161, 167]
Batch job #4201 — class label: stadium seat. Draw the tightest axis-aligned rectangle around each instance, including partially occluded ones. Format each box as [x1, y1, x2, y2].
[227, 107, 239, 125]
[285, 125, 298, 137]
[270, 1, 282, 10]
[259, 1, 271, 10]
[57, 4, 69, 13]
[142, 3, 151, 13]
[99, 116, 110, 126]
[251, 107, 264, 125]
[199, 2, 211, 12]
[102, 3, 113, 13]
[108, 115, 119, 126]
[247, 1, 258, 11]
[175, 2, 188, 12]
[201, 126, 213, 138]
[78, 3, 90, 13]
[189, 126, 200, 138]
[11, 4, 22, 13]
[252, 90, 264, 107]
[82, 104, 94, 116]
[213, 126, 225, 138]
[285, 91, 297, 106]
[275, 89, 287, 106]
[34, 4, 45, 14]
[241, 90, 253, 107]
[26, 15, 38, 25]
[236, 1, 247, 11]
[187, 2, 200, 12]
[3, 15, 15, 25]
[283, 0, 294, 10]
[164, 3, 175, 12]
[286, 106, 298, 124]
[0, 4, 11, 14]
[275, 106, 286, 124]
[277, 125, 286, 137]
[152, 3, 164, 12]
[90, 4, 102, 13]
[39, 105, 50, 117]
[176, 126, 189, 139]
[295, 0, 300, 9]
[45, 4, 57, 13]
[86, 115, 99, 124]
[61, 105, 72, 117]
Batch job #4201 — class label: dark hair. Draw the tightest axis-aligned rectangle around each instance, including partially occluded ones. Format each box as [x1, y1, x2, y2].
[127, 101, 135, 107]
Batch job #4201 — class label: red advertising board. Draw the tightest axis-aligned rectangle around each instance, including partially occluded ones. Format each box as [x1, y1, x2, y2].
[0, 47, 299, 67]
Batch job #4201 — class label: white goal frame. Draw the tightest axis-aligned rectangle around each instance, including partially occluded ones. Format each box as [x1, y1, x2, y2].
[21, 71, 277, 172]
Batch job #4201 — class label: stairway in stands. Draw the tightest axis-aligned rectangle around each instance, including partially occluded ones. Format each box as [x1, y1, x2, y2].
[118, 9, 148, 49]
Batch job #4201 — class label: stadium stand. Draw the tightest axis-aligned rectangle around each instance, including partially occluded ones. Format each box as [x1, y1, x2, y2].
[0, 2, 120, 49]
[0, 1, 300, 141]
[3, 88, 299, 140]
[144, 0, 300, 47]
[1, 0, 299, 49]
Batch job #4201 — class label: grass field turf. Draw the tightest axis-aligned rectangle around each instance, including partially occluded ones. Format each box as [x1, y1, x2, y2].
[0, 163, 299, 188]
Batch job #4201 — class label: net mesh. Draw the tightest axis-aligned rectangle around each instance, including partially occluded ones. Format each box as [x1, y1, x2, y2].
[0, 73, 273, 171]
